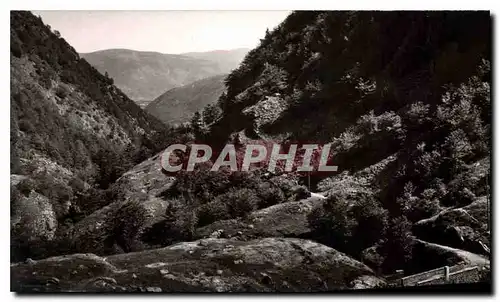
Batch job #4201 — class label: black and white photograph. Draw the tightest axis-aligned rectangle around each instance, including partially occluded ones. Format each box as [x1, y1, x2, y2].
[9, 8, 492, 294]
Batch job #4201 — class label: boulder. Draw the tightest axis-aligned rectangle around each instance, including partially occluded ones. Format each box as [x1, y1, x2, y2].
[196, 193, 326, 240]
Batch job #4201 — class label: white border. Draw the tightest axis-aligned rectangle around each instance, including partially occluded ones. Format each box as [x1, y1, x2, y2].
[4, 0, 499, 11]
[2, 1, 498, 301]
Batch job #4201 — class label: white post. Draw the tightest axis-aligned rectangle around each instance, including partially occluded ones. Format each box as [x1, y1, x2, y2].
[308, 172, 311, 191]
[444, 266, 450, 282]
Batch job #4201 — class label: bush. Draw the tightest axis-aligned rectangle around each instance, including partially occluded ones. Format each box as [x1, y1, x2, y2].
[68, 176, 86, 192]
[106, 200, 148, 253]
[169, 163, 231, 204]
[16, 178, 35, 197]
[350, 198, 389, 253]
[292, 185, 311, 201]
[74, 183, 126, 217]
[11, 39, 23, 58]
[197, 200, 231, 227]
[308, 198, 354, 253]
[219, 188, 260, 218]
[15, 173, 74, 218]
[228, 171, 260, 189]
[268, 174, 299, 199]
[308, 190, 388, 257]
[256, 182, 285, 208]
[55, 84, 69, 99]
[404, 197, 441, 223]
[141, 201, 198, 246]
[380, 216, 414, 273]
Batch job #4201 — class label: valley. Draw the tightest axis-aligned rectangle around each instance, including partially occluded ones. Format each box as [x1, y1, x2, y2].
[10, 10, 491, 293]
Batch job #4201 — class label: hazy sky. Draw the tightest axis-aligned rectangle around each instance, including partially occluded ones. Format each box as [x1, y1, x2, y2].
[31, 10, 291, 54]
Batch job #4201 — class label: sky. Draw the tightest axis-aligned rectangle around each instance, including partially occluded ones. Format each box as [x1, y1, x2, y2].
[31, 11, 291, 54]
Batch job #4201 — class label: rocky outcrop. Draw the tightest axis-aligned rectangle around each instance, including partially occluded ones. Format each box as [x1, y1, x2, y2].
[114, 152, 176, 201]
[11, 191, 57, 242]
[409, 239, 490, 274]
[413, 197, 490, 255]
[70, 153, 176, 254]
[11, 237, 384, 292]
[196, 193, 326, 240]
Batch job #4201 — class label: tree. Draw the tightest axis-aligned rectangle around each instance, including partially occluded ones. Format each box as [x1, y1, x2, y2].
[191, 111, 207, 138]
[107, 201, 147, 253]
[380, 216, 414, 273]
[104, 71, 114, 85]
[202, 103, 222, 125]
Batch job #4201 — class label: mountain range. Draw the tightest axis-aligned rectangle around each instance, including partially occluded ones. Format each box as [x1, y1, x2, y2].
[81, 48, 248, 107]
[145, 74, 227, 125]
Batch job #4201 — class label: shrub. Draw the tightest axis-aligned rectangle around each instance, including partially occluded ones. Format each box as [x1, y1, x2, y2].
[268, 174, 299, 199]
[11, 39, 23, 58]
[220, 188, 260, 218]
[443, 187, 476, 207]
[256, 182, 285, 208]
[308, 198, 354, 252]
[350, 198, 389, 253]
[142, 201, 198, 246]
[292, 185, 311, 201]
[17, 178, 35, 197]
[169, 162, 231, 204]
[356, 111, 401, 135]
[405, 101, 431, 128]
[308, 190, 388, 257]
[197, 200, 231, 227]
[405, 197, 441, 223]
[106, 200, 147, 253]
[55, 84, 69, 99]
[228, 171, 260, 189]
[380, 216, 414, 273]
[74, 183, 126, 217]
[202, 103, 222, 125]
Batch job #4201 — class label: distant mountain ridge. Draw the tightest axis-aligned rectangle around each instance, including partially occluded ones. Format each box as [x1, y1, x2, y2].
[182, 48, 250, 74]
[146, 74, 227, 125]
[81, 48, 248, 107]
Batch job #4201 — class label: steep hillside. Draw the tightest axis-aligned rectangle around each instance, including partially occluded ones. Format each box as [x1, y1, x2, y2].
[182, 48, 249, 74]
[10, 11, 176, 261]
[82, 49, 233, 107]
[146, 74, 227, 125]
[198, 11, 491, 273]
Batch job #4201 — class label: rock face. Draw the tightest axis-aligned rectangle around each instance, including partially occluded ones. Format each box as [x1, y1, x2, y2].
[70, 153, 177, 255]
[196, 193, 326, 240]
[11, 238, 384, 292]
[410, 239, 490, 274]
[413, 197, 490, 255]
